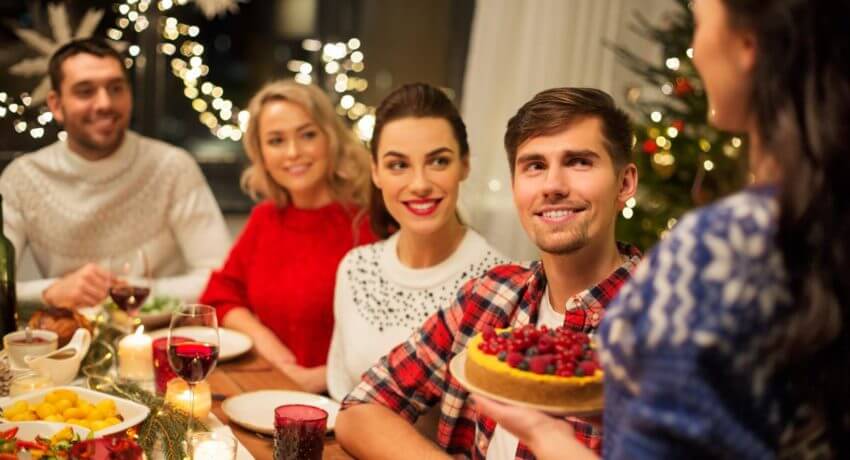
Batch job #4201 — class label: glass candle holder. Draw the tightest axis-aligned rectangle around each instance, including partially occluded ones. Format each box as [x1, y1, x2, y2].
[165, 378, 212, 419]
[273, 404, 327, 460]
[9, 369, 53, 397]
[152, 336, 189, 395]
[188, 431, 236, 460]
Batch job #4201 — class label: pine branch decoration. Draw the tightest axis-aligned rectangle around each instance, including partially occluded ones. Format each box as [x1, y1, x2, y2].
[83, 318, 208, 460]
[90, 379, 208, 460]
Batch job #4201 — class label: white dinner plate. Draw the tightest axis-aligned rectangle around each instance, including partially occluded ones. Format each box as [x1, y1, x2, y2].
[147, 327, 253, 361]
[221, 390, 340, 434]
[136, 310, 172, 329]
[449, 350, 603, 417]
[77, 305, 102, 323]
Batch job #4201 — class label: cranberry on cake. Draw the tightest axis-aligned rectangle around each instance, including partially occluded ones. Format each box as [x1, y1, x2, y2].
[463, 325, 603, 411]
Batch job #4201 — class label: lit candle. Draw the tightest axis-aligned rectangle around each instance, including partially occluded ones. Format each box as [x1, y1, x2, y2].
[191, 439, 234, 460]
[165, 378, 212, 419]
[188, 433, 236, 460]
[118, 326, 153, 381]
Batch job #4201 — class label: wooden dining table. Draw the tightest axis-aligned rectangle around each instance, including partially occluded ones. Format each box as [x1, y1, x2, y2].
[208, 350, 353, 460]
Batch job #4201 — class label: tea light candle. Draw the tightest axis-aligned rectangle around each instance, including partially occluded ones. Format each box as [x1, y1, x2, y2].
[189, 432, 236, 460]
[191, 439, 234, 460]
[118, 326, 153, 381]
[165, 378, 212, 419]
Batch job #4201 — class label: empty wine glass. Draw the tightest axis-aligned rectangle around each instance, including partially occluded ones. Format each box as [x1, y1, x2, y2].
[167, 304, 219, 434]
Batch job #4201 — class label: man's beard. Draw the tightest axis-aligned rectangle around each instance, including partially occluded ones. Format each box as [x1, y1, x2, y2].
[76, 127, 125, 158]
[533, 219, 591, 255]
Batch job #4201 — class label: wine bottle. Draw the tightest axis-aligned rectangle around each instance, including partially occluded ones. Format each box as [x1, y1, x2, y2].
[0, 194, 18, 344]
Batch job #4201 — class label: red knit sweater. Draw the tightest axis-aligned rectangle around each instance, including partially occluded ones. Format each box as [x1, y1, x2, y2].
[200, 201, 375, 367]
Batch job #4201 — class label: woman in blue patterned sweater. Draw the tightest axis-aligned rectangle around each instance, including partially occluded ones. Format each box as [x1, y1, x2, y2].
[473, 0, 850, 458]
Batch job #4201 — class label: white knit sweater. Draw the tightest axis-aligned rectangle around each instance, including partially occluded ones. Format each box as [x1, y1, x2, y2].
[327, 229, 510, 401]
[0, 131, 231, 304]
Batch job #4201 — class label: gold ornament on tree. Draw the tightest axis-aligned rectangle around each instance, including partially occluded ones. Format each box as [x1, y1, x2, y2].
[651, 152, 677, 179]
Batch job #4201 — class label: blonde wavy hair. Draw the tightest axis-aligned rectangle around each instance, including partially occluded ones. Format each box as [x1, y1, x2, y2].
[240, 80, 371, 210]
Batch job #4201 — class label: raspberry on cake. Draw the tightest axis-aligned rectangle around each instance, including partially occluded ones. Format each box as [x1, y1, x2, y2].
[463, 325, 603, 411]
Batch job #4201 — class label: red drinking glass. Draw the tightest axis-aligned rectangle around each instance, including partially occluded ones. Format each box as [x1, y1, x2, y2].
[152, 336, 189, 395]
[273, 405, 327, 460]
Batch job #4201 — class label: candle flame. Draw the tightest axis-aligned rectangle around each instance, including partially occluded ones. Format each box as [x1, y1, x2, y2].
[134, 325, 145, 336]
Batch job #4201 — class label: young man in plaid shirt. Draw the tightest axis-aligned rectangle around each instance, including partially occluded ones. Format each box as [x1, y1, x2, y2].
[335, 87, 641, 460]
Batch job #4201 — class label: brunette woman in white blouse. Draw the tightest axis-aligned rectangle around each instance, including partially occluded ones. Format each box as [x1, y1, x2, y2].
[327, 83, 508, 403]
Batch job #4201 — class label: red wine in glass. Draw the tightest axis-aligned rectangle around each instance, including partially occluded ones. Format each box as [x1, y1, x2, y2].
[109, 286, 151, 315]
[167, 341, 219, 384]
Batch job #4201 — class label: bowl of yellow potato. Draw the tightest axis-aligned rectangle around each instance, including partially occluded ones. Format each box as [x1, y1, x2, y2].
[0, 387, 150, 436]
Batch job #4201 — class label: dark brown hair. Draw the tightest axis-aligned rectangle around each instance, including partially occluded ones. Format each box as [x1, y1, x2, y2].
[721, 0, 850, 455]
[48, 38, 127, 93]
[368, 83, 470, 239]
[504, 87, 632, 174]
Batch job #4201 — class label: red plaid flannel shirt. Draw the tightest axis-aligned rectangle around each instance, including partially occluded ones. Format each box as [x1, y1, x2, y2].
[342, 243, 642, 459]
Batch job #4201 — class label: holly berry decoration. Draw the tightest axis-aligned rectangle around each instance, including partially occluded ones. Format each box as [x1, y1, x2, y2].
[476, 325, 600, 378]
[674, 77, 693, 97]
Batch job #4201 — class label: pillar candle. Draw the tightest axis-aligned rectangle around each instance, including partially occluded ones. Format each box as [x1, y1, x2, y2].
[118, 326, 154, 381]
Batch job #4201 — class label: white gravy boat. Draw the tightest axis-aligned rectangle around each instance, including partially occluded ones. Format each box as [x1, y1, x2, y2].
[25, 328, 92, 385]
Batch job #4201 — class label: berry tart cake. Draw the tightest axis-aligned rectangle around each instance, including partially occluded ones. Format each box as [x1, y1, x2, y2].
[464, 325, 603, 411]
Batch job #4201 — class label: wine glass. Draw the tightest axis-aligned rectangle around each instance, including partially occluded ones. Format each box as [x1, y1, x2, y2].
[108, 249, 152, 319]
[167, 304, 219, 434]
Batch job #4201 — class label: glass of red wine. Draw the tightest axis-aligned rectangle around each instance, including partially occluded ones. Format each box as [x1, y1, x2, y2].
[167, 304, 219, 434]
[108, 250, 152, 320]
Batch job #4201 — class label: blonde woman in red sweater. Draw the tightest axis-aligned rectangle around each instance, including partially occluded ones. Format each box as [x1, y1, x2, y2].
[200, 80, 375, 393]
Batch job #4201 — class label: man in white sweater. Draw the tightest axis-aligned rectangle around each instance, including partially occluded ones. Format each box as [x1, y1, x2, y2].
[0, 38, 230, 308]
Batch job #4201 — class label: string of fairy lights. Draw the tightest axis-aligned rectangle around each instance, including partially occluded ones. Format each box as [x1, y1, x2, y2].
[1, 0, 375, 142]
[286, 38, 375, 141]
[0, 83, 52, 141]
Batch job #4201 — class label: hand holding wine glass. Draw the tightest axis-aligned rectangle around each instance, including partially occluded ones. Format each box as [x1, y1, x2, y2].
[167, 304, 219, 434]
[108, 250, 152, 317]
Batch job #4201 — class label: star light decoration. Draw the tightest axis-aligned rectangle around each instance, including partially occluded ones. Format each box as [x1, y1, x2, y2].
[3, 0, 374, 142]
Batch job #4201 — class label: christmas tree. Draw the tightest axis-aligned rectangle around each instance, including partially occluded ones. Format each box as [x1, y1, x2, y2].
[613, 0, 748, 251]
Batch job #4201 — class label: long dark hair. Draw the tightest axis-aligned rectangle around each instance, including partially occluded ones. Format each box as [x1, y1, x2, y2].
[723, 0, 850, 454]
[368, 83, 470, 239]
